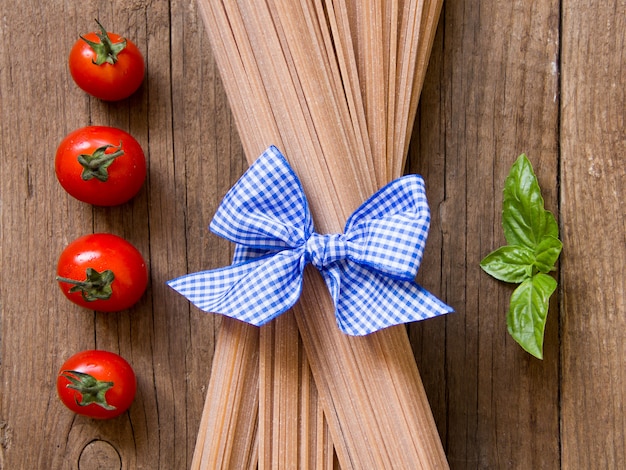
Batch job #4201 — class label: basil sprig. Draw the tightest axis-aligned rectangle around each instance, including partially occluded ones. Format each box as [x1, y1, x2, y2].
[480, 154, 562, 359]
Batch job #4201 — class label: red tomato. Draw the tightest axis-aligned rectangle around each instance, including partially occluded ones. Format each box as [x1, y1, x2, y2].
[69, 20, 144, 101]
[57, 350, 137, 419]
[56, 233, 148, 312]
[55, 126, 146, 206]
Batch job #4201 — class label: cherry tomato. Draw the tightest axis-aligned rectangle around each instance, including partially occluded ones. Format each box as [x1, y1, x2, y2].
[57, 350, 137, 419]
[69, 20, 145, 101]
[56, 233, 148, 312]
[55, 126, 146, 206]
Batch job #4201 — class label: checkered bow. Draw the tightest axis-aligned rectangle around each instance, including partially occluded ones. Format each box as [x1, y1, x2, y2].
[167, 146, 452, 335]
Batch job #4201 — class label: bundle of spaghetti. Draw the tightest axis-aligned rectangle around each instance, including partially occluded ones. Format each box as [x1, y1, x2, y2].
[191, 1, 447, 468]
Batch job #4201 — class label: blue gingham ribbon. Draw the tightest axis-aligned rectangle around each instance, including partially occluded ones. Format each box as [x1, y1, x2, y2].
[167, 145, 452, 335]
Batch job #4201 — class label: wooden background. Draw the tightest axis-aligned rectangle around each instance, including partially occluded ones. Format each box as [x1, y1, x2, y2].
[1, 0, 624, 469]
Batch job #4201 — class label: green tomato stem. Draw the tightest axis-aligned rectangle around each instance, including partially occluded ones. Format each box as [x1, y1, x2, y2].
[76, 142, 124, 182]
[80, 19, 127, 66]
[61, 370, 116, 410]
[56, 268, 115, 302]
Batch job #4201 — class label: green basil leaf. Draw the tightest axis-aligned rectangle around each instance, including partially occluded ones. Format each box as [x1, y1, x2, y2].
[482, 154, 562, 358]
[534, 235, 563, 273]
[502, 154, 558, 249]
[480, 245, 535, 283]
[507, 273, 557, 359]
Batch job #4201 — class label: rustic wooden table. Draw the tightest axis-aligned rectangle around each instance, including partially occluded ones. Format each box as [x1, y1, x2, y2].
[1, 0, 624, 469]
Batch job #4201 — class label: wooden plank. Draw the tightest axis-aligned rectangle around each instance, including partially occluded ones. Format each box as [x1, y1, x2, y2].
[406, 19, 449, 442]
[170, 0, 252, 466]
[560, 1, 626, 467]
[0, 1, 228, 468]
[407, 0, 562, 467]
[0, 4, 99, 468]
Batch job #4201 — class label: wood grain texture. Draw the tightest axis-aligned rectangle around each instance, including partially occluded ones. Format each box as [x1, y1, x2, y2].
[0, 1, 242, 468]
[560, 1, 626, 468]
[0, 0, 624, 469]
[409, 1, 563, 468]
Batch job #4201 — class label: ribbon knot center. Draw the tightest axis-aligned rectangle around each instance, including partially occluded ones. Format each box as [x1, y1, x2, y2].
[305, 233, 347, 269]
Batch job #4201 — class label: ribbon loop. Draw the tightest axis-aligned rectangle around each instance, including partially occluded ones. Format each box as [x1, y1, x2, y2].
[210, 146, 311, 251]
[343, 176, 431, 280]
[167, 146, 453, 335]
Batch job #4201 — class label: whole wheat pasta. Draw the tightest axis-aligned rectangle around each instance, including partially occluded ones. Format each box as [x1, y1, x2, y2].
[191, 0, 447, 468]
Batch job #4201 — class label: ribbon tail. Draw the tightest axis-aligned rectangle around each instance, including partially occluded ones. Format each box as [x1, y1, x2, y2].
[167, 251, 305, 326]
[233, 244, 274, 264]
[327, 262, 453, 336]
